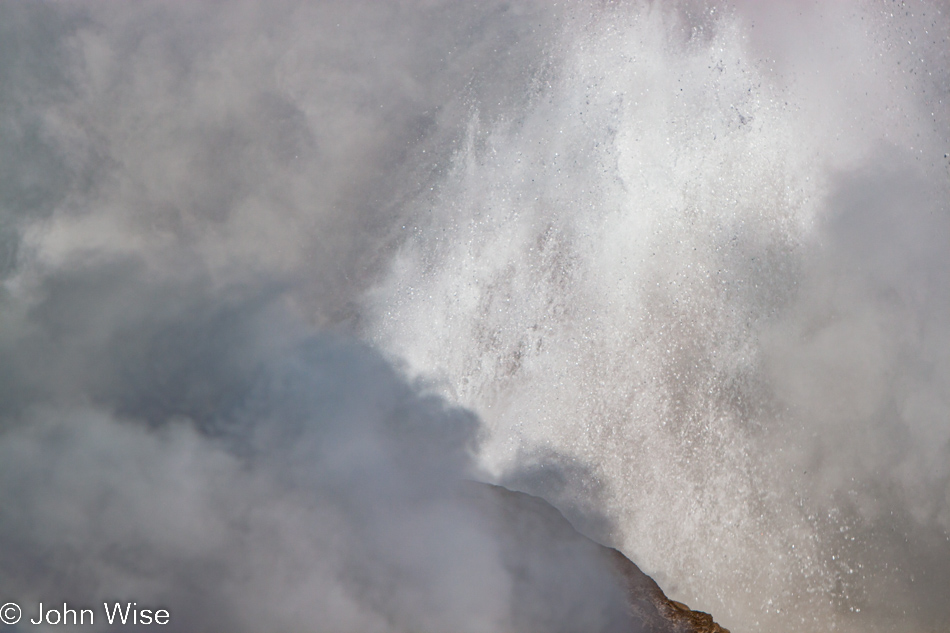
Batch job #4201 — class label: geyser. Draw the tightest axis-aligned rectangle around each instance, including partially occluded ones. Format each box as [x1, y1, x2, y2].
[1, 1, 948, 632]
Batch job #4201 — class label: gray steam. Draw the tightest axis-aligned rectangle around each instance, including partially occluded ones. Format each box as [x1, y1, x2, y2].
[0, 288, 627, 631]
[0, 2, 630, 632]
[2, 1, 949, 633]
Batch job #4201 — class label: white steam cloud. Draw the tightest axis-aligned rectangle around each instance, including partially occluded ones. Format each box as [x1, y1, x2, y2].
[369, 2, 950, 632]
[1, 1, 949, 633]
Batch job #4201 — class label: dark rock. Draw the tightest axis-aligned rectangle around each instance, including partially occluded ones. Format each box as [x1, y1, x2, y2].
[471, 483, 729, 633]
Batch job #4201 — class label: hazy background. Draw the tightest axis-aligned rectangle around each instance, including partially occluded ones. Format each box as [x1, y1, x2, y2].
[1, 1, 948, 632]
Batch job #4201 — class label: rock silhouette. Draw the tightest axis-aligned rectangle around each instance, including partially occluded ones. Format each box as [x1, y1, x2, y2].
[475, 483, 729, 633]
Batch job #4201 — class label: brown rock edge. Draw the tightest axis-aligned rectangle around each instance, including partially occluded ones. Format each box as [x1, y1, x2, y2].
[478, 483, 730, 633]
[606, 547, 729, 633]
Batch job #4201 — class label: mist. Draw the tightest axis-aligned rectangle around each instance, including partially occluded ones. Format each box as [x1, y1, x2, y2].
[1, 1, 948, 632]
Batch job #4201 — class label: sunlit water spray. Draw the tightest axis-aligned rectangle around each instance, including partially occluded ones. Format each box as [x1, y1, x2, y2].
[1, 1, 948, 631]
[367, 3, 950, 632]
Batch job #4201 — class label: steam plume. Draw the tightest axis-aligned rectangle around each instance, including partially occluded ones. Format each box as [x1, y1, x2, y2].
[1, 1, 949, 633]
